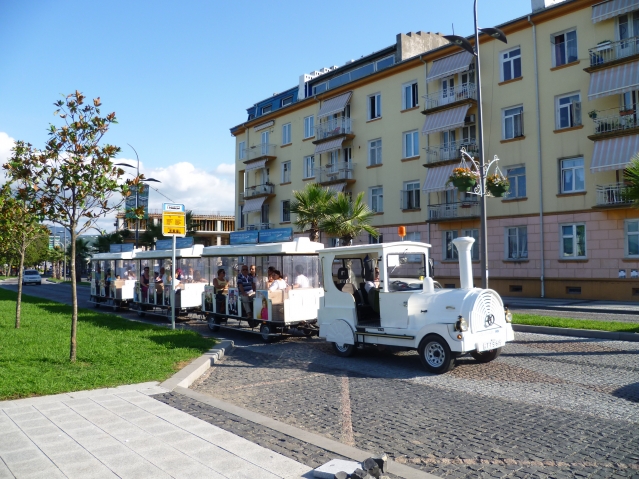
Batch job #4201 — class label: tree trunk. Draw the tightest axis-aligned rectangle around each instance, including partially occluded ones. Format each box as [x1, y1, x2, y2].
[15, 238, 26, 329]
[310, 227, 319, 242]
[70, 229, 78, 362]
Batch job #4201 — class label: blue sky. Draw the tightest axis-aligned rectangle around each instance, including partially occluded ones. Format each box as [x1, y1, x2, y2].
[0, 0, 532, 222]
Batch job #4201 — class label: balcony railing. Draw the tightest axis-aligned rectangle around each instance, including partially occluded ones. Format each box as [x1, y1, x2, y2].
[243, 183, 275, 199]
[425, 140, 479, 165]
[400, 190, 421, 210]
[243, 143, 277, 161]
[246, 223, 274, 230]
[589, 37, 639, 67]
[596, 183, 631, 206]
[318, 162, 356, 184]
[315, 118, 353, 141]
[428, 201, 480, 221]
[423, 83, 477, 110]
[591, 106, 638, 135]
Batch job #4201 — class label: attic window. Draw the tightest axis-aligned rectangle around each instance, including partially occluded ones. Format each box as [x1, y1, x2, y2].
[282, 96, 293, 107]
[261, 105, 272, 115]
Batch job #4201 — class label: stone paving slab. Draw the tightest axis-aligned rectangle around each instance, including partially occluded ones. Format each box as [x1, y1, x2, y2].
[0, 382, 313, 479]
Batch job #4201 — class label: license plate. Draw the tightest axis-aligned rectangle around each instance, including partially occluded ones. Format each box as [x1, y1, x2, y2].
[476, 338, 504, 352]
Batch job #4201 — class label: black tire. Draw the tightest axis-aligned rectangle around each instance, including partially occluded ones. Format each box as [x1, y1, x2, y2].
[470, 347, 502, 364]
[260, 323, 275, 343]
[332, 342, 356, 357]
[208, 315, 221, 332]
[418, 335, 455, 374]
[247, 319, 259, 328]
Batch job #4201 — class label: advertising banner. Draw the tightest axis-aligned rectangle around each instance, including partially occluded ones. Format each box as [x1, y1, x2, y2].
[125, 185, 149, 219]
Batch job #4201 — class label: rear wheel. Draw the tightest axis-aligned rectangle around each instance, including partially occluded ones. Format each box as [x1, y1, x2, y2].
[470, 347, 502, 364]
[208, 315, 221, 332]
[418, 335, 455, 374]
[332, 342, 356, 357]
[136, 306, 145, 317]
[260, 323, 275, 343]
[247, 319, 259, 328]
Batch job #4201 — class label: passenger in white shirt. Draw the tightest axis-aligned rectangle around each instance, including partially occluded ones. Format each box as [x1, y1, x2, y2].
[268, 270, 287, 291]
[293, 265, 310, 288]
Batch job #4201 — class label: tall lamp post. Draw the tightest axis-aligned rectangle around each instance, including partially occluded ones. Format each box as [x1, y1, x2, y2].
[116, 144, 161, 249]
[443, 0, 507, 288]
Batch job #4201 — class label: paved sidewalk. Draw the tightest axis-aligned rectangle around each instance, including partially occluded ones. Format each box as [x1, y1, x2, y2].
[0, 382, 312, 479]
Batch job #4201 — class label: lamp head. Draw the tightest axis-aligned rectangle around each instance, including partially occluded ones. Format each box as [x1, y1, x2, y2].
[143, 177, 161, 183]
[479, 27, 508, 44]
[115, 163, 135, 169]
[443, 35, 476, 56]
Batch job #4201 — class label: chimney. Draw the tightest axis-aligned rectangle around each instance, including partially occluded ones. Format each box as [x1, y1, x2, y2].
[396, 31, 449, 62]
[531, 0, 567, 12]
[453, 237, 475, 289]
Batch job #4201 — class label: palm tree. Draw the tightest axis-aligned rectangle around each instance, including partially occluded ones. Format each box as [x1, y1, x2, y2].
[624, 154, 639, 205]
[290, 184, 336, 242]
[139, 221, 166, 249]
[94, 231, 126, 253]
[320, 192, 379, 246]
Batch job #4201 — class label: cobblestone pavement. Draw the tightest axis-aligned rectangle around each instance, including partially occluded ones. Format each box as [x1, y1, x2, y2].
[187, 332, 639, 478]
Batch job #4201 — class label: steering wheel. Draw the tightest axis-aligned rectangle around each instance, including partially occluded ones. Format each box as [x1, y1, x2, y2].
[391, 280, 410, 291]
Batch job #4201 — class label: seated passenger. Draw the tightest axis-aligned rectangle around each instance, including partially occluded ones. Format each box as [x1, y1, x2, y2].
[293, 265, 310, 288]
[269, 270, 287, 291]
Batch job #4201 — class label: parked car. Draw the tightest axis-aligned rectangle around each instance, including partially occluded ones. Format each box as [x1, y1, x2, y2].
[22, 270, 42, 285]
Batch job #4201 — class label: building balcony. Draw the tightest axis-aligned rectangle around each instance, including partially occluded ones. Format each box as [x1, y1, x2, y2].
[427, 201, 480, 222]
[243, 183, 275, 199]
[246, 223, 274, 230]
[595, 183, 632, 208]
[241, 143, 277, 164]
[588, 37, 639, 70]
[400, 190, 421, 210]
[589, 107, 639, 139]
[313, 118, 355, 143]
[318, 162, 356, 185]
[422, 83, 477, 113]
[424, 140, 479, 167]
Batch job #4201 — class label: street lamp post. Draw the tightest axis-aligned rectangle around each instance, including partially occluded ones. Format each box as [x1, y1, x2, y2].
[443, 0, 507, 288]
[116, 144, 161, 249]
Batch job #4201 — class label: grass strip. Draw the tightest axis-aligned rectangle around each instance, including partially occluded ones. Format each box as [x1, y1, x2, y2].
[0, 288, 215, 400]
[513, 313, 639, 334]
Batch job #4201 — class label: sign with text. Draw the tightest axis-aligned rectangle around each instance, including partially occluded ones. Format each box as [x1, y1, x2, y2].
[258, 227, 293, 243]
[155, 237, 194, 250]
[230, 230, 259, 245]
[162, 203, 186, 236]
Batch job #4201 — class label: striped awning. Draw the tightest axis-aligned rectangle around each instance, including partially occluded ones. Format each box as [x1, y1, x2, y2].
[591, 135, 639, 172]
[244, 159, 267, 171]
[588, 61, 639, 99]
[422, 164, 457, 193]
[592, 0, 639, 23]
[242, 197, 267, 214]
[318, 92, 352, 119]
[422, 104, 471, 135]
[426, 51, 475, 83]
[315, 137, 344, 155]
[326, 183, 346, 193]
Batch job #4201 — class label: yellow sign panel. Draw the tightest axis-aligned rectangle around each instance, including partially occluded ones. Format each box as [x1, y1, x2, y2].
[162, 212, 186, 236]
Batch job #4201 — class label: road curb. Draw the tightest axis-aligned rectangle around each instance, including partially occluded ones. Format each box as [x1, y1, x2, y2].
[513, 324, 639, 342]
[159, 340, 234, 390]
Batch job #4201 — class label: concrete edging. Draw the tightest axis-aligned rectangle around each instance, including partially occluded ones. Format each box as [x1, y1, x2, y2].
[513, 324, 639, 342]
[159, 339, 234, 391]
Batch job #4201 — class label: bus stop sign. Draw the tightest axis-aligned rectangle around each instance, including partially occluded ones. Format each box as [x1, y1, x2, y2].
[162, 203, 186, 237]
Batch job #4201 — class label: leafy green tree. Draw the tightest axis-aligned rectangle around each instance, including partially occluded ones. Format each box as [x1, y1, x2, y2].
[290, 183, 336, 242]
[24, 233, 49, 268]
[3, 91, 140, 361]
[624, 155, 639, 205]
[48, 245, 65, 279]
[139, 221, 166, 249]
[320, 192, 379, 246]
[94, 231, 130, 253]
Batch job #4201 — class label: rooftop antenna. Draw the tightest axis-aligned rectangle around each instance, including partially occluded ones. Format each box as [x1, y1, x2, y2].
[452, 23, 455, 35]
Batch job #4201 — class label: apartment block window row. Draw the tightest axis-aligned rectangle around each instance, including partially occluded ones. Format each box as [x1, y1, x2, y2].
[281, 200, 290, 223]
[626, 220, 639, 257]
[501, 47, 521, 82]
[444, 229, 479, 261]
[561, 157, 584, 193]
[403, 130, 419, 158]
[368, 93, 382, 120]
[561, 224, 586, 258]
[304, 155, 315, 179]
[553, 29, 577, 67]
[506, 166, 526, 198]
[238, 141, 246, 160]
[506, 226, 528, 260]
[304, 115, 314, 139]
[281, 161, 291, 183]
[282, 123, 291, 145]
[503, 106, 523, 139]
[401, 181, 421, 210]
[402, 81, 418, 110]
[370, 186, 383, 213]
[369, 233, 383, 244]
[369, 139, 382, 166]
[556, 93, 581, 129]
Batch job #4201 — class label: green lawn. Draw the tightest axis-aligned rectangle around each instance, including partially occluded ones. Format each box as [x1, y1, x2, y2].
[0, 289, 215, 400]
[513, 313, 639, 334]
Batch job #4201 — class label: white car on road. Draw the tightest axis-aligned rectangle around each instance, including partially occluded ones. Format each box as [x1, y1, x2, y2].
[22, 270, 42, 286]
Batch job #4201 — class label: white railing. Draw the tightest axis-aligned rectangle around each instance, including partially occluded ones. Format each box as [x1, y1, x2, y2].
[245, 143, 277, 160]
[246, 223, 274, 230]
[425, 140, 479, 165]
[596, 183, 630, 206]
[428, 201, 480, 221]
[592, 106, 638, 135]
[315, 117, 353, 140]
[400, 190, 421, 210]
[318, 162, 356, 184]
[423, 83, 477, 110]
[244, 183, 275, 199]
[589, 37, 639, 67]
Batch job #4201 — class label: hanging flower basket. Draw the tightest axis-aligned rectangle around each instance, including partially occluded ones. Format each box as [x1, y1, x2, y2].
[486, 174, 510, 197]
[448, 167, 478, 192]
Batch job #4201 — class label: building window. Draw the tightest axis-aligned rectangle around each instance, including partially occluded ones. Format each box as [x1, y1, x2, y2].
[462, 124, 476, 144]
[506, 226, 528, 259]
[261, 104, 272, 115]
[626, 220, 639, 256]
[552, 29, 577, 67]
[506, 166, 526, 198]
[403, 130, 420, 158]
[444, 230, 459, 260]
[282, 123, 291, 145]
[503, 106, 523, 139]
[402, 81, 418, 109]
[330, 238, 340, 247]
[304, 115, 314, 138]
[556, 93, 581, 129]
[401, 181, 421, 210]
[376, 56, 395, 70]
[239, 205, 245, 229]
[561, 157, 585, 193]
[281, 96, 293, 107]
[238, 141, 246, 160]
[368, 139, 382, 166]
[463, 229, 480, 260]
[369, 233, 383, 244]
[370, 186, 383, 213]
[561, 224, 586, 258]
[281, 161, 291, 183]
[501, 47, 522, 82]
[281, 200, 291, 223]
[368, 93, 382, 120]
[304, 155, 315, 179]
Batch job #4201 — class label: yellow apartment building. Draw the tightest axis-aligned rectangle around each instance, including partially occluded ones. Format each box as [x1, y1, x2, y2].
[231, 0, 639, 301]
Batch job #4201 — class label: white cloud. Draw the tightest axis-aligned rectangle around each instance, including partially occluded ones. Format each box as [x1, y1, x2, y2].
[0, 132, 16, 183]
[214, 163, 235, 176]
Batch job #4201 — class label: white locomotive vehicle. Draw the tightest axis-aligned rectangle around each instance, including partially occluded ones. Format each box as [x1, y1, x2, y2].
[318, 237, 514, 374]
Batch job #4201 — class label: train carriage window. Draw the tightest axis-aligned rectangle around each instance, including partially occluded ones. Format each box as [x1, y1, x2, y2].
[386, 253, 426, 292]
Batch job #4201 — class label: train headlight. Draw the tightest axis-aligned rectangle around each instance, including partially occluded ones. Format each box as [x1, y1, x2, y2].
[504, 307, 512, 323]
[455, 315, 468, 332]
